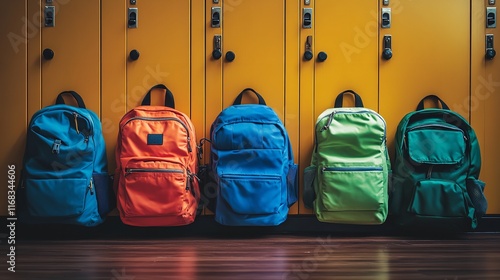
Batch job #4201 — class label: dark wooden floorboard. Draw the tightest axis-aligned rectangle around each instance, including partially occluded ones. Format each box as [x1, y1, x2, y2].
[3, 233, 500, 279]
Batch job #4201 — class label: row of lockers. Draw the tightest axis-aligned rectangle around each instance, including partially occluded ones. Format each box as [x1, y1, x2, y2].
[1, 0, 499, 216]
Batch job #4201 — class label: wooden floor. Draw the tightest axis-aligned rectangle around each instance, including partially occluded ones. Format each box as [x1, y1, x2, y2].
[3, 233, 500, 280]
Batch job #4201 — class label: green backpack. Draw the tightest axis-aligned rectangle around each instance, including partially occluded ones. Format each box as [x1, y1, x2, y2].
[303, 90, 391, 224]
[390, 95, 487, 231]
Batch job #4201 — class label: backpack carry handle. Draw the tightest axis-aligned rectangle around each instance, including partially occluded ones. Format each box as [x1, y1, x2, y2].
[334, 90, 364, 108]
[55, 91, 87, 109]
[233, 88, 267, 105]
[141, 84, 175, 108]
[416, 95, 450, 110]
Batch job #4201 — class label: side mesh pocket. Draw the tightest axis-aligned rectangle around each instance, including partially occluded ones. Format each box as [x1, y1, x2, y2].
[466, 178, 487, 219]
[93, 173, 115, 218]
[302, 165, 316, 209]
[287, 164, 298, 207]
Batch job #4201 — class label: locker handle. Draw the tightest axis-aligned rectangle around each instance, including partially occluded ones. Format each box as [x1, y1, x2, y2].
[129, 49, 140, 61]
[382, 35, 393, 60]
[225, 51, 235, 62]
[486, 35, 496, 60]
[43, 48, 54, 60]
[304, 35, 313, 61]
[213, 35, 222, 60]
[317, 51, 327, 62]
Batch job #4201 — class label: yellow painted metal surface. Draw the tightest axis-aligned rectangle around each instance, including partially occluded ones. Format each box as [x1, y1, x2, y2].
[471, 0, 500, 214]
[299, 0, 380, 214]
[285, 1, 300, 214]
[379, 0, 471, 161]
[125, 0, 191, 113]
[221, 0, 285, 120]
[40, 0, 101, 111]
[0, 0, 27, 216]
[101, 0, 127, 173]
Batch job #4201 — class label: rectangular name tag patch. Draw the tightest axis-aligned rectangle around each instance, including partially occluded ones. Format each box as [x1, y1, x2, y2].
[147, 134, 163, 145]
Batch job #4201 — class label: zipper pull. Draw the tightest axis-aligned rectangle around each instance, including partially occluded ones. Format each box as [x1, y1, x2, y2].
[89, 180, 94, 195]
[321, 113, 335, 132]
[426, 165, 434, 179]
[52, 139, 62, 154]
[73, 112, 80, 134]
[187, 137, 192, 152]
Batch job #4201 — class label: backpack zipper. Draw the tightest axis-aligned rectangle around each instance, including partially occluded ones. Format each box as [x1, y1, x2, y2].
[322, 166, 383, 172]
[125, 168, 184, 176]
[123, 117, 192, 152]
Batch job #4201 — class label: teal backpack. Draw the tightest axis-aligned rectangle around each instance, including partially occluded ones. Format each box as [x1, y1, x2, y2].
[303, 90, 390, 224]
[390, 95, 487, 231]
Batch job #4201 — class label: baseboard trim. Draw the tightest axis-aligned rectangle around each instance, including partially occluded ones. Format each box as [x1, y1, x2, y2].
[4, 214, 499, 240]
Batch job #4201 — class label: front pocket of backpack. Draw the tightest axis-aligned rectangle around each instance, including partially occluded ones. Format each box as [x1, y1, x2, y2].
[25, 178, 90, 217]
[319, 166, 385, 212]
[409, 180, 467, 217]
[220, 174, 282, 215]
[123, 162, 188, 217]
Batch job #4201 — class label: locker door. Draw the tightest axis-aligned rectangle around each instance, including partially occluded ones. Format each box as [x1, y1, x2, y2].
[298, 0, 379, 214]
[206, 0, 285, 121]
[40, 0, 101, 110]
[314, 0, 379, 113]
[379, 0, 471, 156]
[471, 0, 500, 214]
[126, 0, 190, 113]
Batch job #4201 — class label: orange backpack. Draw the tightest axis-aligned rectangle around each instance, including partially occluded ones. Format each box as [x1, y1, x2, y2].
[114, 84, 200, 226]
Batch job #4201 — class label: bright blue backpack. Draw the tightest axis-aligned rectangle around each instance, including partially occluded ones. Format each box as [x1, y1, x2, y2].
[209, 88, 298, 226]
[18, 91, 113, 227]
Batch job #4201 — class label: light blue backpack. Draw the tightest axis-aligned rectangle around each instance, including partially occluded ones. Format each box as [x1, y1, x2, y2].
[18, 91, 113, 226]
[209, 88, 298, 226]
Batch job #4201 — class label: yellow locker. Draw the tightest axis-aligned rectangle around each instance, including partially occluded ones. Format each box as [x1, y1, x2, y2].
[205, 0, 297, 213]
[34, 0, 101, 110]
[205, 0, 286, 125]
[125, 0, 191, 113]
[101, 0, 192, 172]
[0, 0, 27, 216]
[379, 0, 471, 159]
[471, 0, 499, 214]
[298, 0, 380, 214]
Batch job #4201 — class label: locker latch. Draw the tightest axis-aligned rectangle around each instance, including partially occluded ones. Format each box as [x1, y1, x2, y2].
[486, 34, 496, 60]
[211, 7, 221, 28]
[382, 35, 393, 60]
[213, 35, 222, 60]
[304, 36, 313, 61]
[381, 8, 391, 28]
[44, 6, 55, 27]
[128, 8, 138, 28]
[303, 8, 312, 29]
[487, 7, 496, 28]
